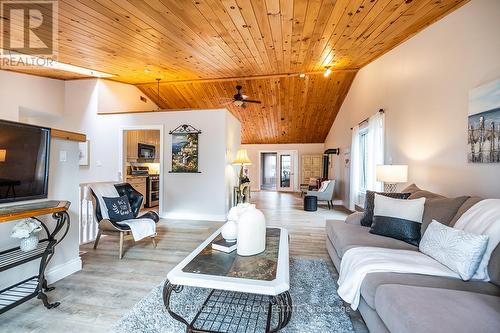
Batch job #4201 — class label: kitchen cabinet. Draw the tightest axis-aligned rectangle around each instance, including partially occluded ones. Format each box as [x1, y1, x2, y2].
[126, 130, 160, 162]
[127, 176, 147, 209]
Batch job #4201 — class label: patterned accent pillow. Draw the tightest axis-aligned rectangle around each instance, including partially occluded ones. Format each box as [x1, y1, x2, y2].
[360, 191, 411, 227]
[103, 195, 134, 222]
[420, 220, 489, 280]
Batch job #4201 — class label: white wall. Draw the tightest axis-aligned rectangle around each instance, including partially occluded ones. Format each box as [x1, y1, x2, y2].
[324, 0, 500, 205]
[242, 143, 325, 191]
[57, 79, 238, 221]
[0, 70, 64, 122]
[98, 79, 157, 113]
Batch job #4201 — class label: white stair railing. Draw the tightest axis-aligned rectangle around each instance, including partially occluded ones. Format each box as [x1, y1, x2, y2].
[79, 184, 98, 245]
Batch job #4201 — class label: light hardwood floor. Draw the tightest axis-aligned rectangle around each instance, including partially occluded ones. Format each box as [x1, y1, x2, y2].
[0, 191, 367, 332]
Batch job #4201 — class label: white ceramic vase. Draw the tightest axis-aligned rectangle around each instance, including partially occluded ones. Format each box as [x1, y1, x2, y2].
[20, 235, 39, 252]
[221, 220, 238, 242]
[237, 205, 266, 256]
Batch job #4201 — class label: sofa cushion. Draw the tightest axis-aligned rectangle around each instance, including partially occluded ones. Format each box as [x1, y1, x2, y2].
[450, 196, 483, 226]
[409, 189, 445, 200]
[370, 195, 425, 246]
[420, 195, 469, 235]
[401, 183, 421, 194]
[489, 244, 500, 287]
[360, 191, 411, 227]
[360, 272, 500, 309]
[375, 285, 500, 333]
[325, 220, 417, 259]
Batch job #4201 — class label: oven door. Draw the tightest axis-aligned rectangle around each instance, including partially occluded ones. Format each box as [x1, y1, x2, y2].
[138, 143, 155, 159]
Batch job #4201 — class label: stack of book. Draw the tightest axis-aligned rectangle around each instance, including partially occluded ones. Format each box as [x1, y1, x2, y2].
[212, 239, 237, 253]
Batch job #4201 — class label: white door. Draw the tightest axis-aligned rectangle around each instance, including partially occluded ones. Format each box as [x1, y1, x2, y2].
[277, 152, 294, 191]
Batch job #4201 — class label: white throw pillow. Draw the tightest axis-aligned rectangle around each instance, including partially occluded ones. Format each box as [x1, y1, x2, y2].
[373, 194, 425, 223]
[419, 220, 489, 280]
[318, 180, 330, 192]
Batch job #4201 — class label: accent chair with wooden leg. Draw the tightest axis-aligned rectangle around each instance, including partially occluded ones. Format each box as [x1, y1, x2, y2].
[90, 183, 160, 259]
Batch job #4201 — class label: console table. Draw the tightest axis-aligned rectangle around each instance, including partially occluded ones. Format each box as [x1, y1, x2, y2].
[0, 200, 70, 314]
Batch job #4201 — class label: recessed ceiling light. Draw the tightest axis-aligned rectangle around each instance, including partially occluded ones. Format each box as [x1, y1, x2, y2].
[1, 51, 115, 78]
[299, 73, 306, 78]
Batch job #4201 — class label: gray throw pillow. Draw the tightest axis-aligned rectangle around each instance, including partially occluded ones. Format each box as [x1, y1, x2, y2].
[419, 196, 469, 235]
[420, 220, 489, 280]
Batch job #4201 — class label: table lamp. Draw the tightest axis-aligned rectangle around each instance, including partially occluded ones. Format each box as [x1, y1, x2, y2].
[376, 165, 408, 193]
[232, 149, 252, 181]
[0, 149, 6, 162]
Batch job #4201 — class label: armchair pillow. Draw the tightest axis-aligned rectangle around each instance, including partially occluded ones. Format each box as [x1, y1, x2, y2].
[370, 194, 426, 246]
[420, 220, 488, 280]
[360, 191, 411, 227]
[103, 195, 135, 222]
[318, 180, 330, 192]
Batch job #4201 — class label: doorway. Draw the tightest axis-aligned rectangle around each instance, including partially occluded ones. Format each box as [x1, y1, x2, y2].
[120, 126, 164, 216]
[278, 153, 292, 191]
[261, 153, 277, 190]
[258, 150, 298, 192]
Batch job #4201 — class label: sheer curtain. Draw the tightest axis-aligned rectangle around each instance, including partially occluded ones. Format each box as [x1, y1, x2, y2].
[366, 112, 385, 192]
[349, 125, 360, 211]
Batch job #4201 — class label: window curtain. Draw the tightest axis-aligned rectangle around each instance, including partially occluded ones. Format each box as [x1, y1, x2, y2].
[366, 112, 385, 192]
[349, 125, 360, 211]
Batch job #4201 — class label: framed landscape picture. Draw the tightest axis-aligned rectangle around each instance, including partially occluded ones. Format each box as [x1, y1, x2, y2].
[468, 79, 500, 163]
[170, 125, 201, 173]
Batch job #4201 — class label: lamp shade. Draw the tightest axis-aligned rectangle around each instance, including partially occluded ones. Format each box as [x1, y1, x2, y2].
[232, 149, 252, 165]
[0, 149, 6, 162]
[376, 165, 408, 183]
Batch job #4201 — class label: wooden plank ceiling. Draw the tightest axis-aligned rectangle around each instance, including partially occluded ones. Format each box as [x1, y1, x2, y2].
[1, 0, 468, 143]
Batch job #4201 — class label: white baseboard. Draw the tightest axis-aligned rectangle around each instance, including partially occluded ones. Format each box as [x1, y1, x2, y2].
[162, 212, 226, 222]
[46, 257, 82, 284]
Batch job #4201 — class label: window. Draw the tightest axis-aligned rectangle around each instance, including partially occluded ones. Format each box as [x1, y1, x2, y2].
[359, 128, 369, 192]
[349, 111, 385, 211]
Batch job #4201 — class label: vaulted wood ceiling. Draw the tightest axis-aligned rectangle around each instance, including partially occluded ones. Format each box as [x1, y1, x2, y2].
[1, 0, 468, 143]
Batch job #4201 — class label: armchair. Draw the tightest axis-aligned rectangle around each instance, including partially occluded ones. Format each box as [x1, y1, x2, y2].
[306, 180, 336, 209]
[90, 183, 160, 259]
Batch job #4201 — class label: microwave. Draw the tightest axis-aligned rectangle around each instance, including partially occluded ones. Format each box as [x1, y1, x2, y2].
[138, 143, 156, 159]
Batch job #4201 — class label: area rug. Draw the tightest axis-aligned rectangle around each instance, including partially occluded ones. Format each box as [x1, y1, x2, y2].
[112, 258, 354, 333]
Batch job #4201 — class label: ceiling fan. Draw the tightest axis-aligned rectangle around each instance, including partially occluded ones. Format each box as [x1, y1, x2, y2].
[223, 85, 262, 108]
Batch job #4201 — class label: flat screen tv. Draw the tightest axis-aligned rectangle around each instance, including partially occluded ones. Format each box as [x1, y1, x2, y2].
[0, 120, 51, 204]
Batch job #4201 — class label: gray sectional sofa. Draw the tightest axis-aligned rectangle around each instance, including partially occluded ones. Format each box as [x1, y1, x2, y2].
[326, 189, 500, 333]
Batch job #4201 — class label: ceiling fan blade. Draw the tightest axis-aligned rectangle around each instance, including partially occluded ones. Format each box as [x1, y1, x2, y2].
[244, 99, 262, 104]
[241, 103, 247, 109]
[241, 94, 248, 99]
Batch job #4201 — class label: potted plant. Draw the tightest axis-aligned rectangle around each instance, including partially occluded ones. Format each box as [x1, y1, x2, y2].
[11, 219, 42, 252]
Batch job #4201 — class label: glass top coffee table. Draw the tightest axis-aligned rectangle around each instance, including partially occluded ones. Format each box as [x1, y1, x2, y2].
[163, 227, 291, 333]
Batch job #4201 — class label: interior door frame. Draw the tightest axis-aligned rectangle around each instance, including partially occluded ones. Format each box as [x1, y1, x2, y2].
[118, 125, 164, 217]
[257, 150, 298, 192]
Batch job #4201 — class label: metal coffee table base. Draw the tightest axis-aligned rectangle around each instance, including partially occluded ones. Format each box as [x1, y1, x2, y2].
[163, 280, 292, 333]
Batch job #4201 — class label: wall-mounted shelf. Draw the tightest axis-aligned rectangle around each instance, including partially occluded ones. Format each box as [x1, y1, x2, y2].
[51, 128, 86, 142]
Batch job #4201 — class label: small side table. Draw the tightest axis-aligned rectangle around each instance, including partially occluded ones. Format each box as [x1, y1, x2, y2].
[304, 195, 317, 211]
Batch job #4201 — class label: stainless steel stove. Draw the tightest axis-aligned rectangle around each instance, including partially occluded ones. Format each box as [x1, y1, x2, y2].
[146, 174, 159, 208]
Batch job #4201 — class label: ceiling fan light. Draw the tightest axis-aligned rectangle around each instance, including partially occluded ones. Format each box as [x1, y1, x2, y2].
[234, 100, 244, 107]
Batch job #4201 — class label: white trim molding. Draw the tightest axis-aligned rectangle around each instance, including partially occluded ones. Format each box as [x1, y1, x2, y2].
[46, 257, 82, 285]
